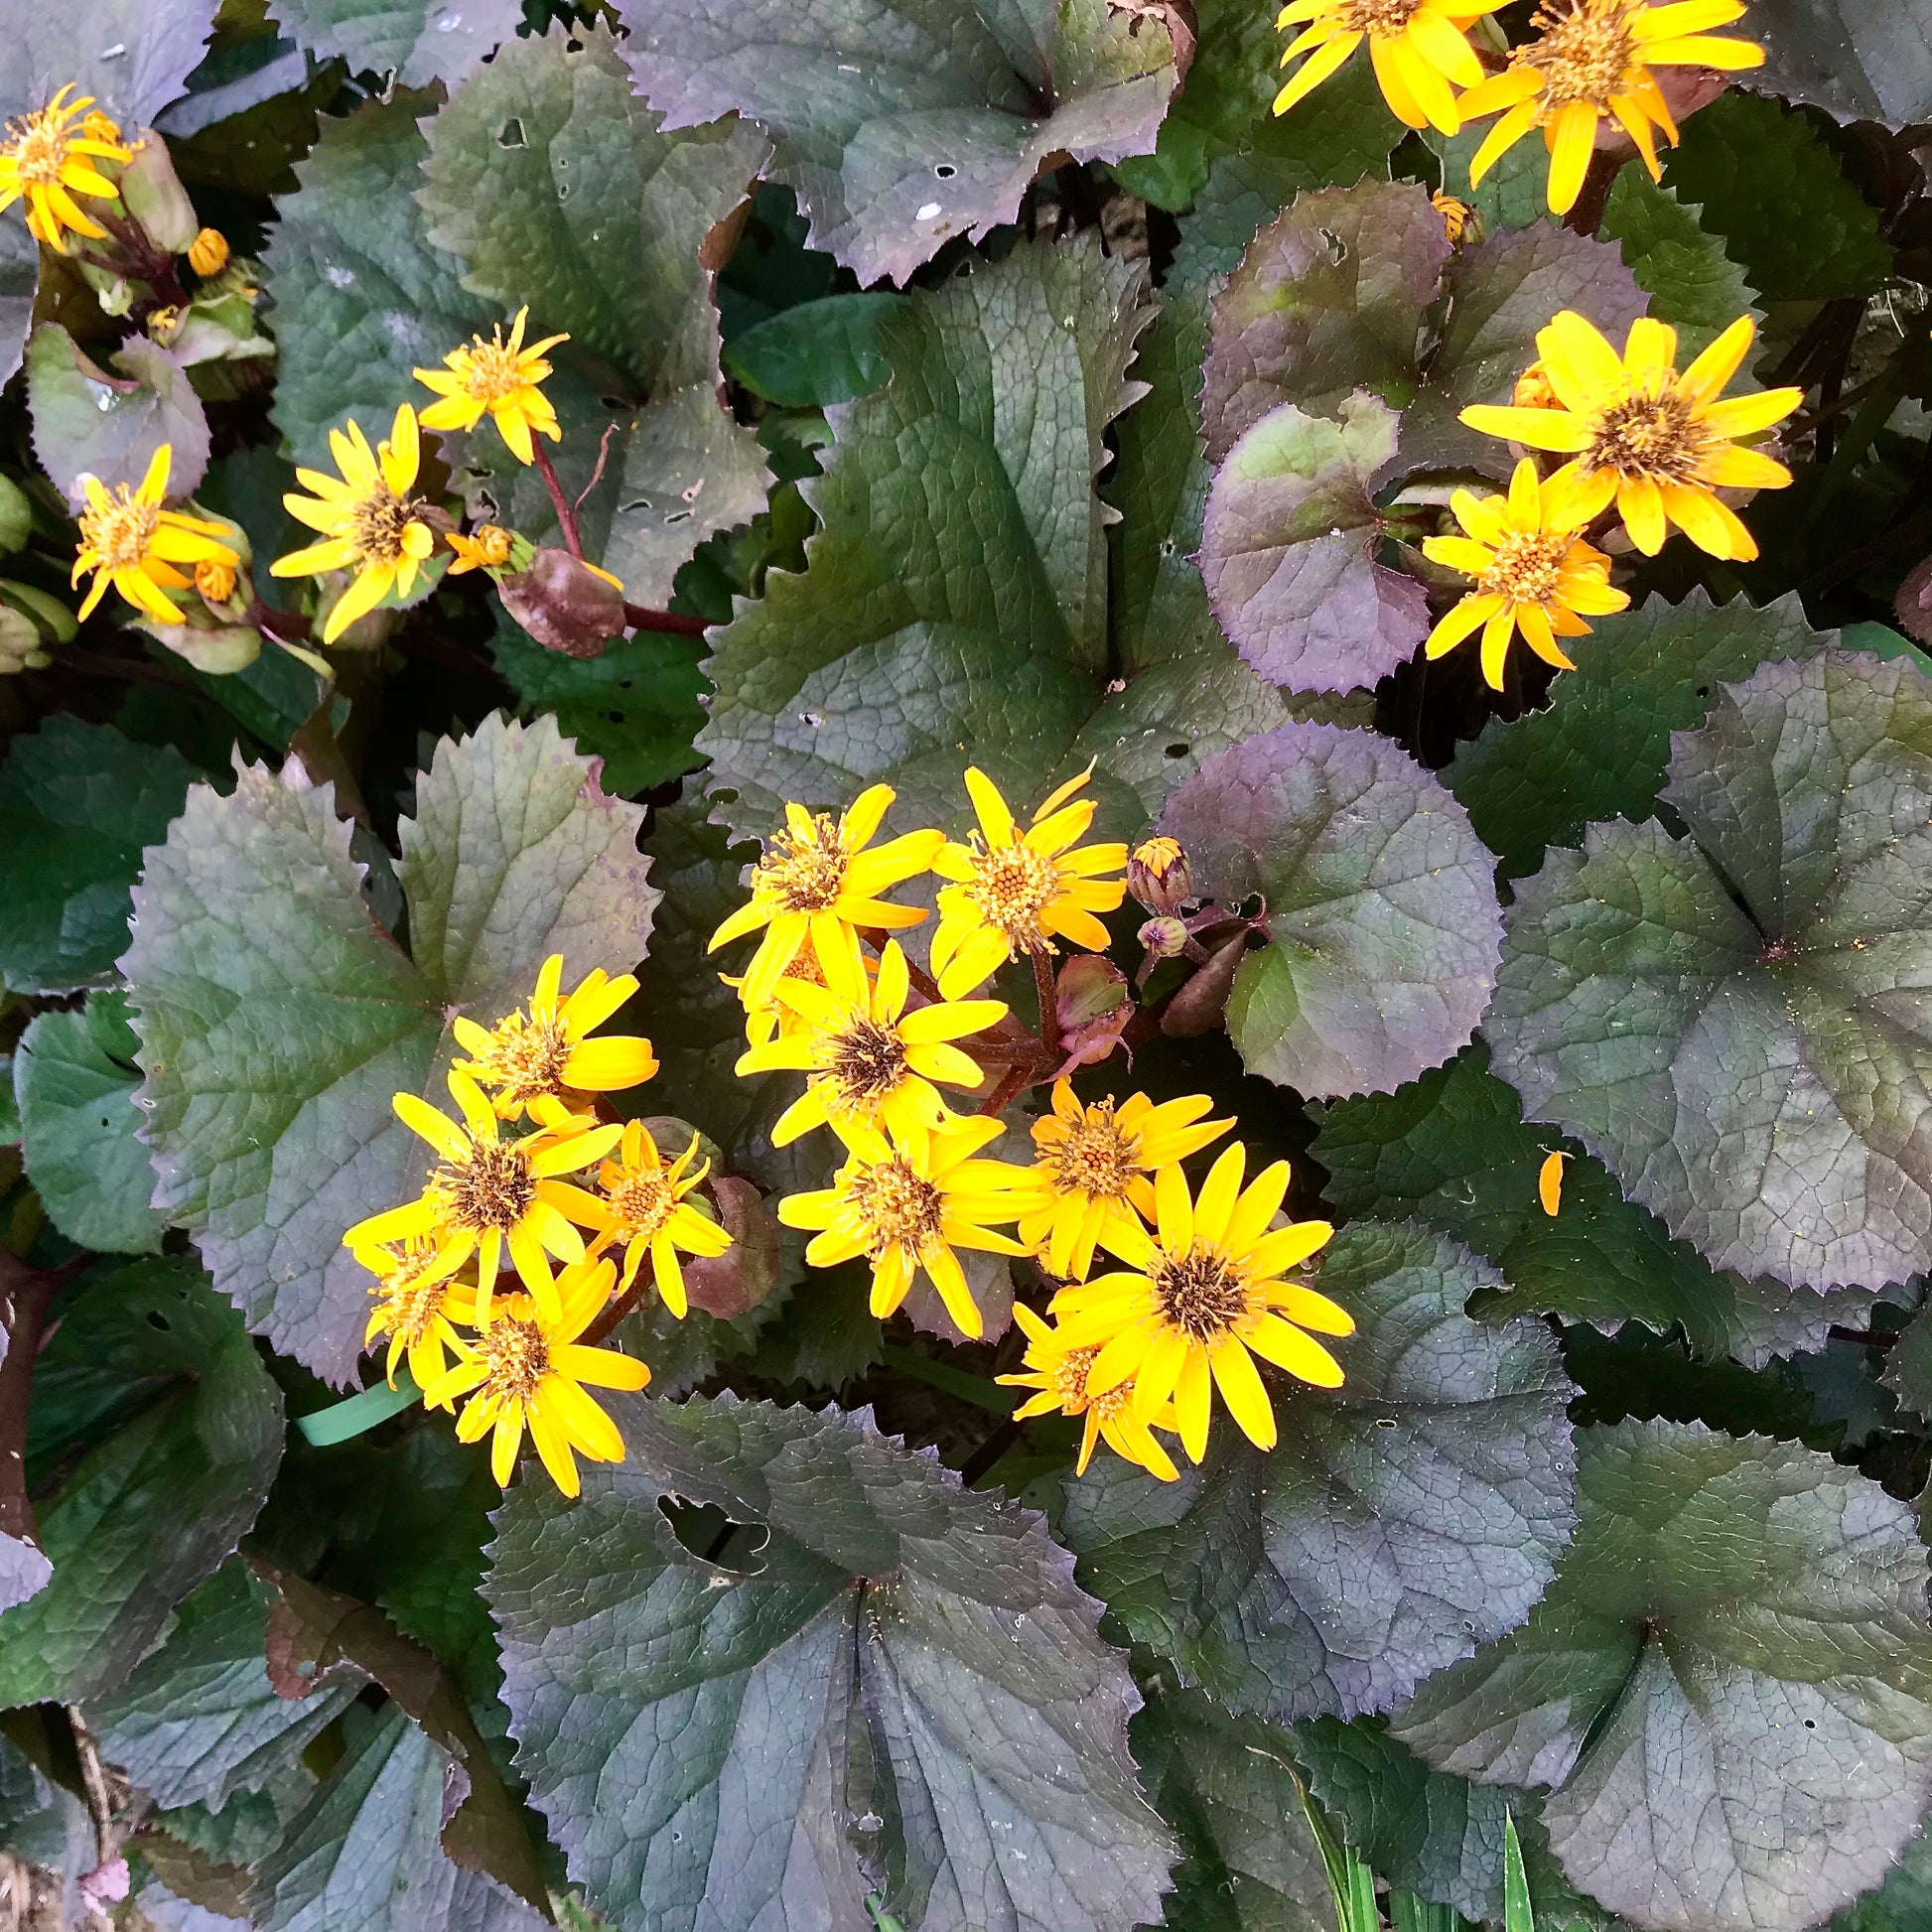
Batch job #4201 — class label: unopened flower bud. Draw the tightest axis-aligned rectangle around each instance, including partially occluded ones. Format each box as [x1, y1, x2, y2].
[1127, 834, 1192, 914]
[1139, 915, 1188, 959]
[1512, 361, 1558, 411]
[80, 109, 126, 149]
[195, 556, 237, 604]
[1431, 190, 1478, 246]
[118, 132, 199, 254]
[188, 226, 229, 277]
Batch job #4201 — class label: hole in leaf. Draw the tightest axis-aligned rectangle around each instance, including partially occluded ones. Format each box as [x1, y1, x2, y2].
[657, 1496, 769, 1575]
[496, 117, 526, 149]
[1165, 743, 1189, 759]
[1317, 226, 1347, 265]
[146, 1311, 171, 1331]
[934, 163, 957, 180]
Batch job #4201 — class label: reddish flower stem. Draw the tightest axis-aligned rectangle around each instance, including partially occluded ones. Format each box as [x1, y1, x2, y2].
[529, 441, 585, 560]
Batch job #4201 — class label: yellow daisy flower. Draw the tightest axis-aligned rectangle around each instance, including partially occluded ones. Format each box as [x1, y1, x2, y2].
[71, 444, 239, 626]
[1458, 0, 1765, 215]
[271, 404, 436, 644]
[447, 524, 515, 575]
[0, 83, 131, 253]
[352, 1232, 475, 1395]
[423, 1257, 648, 1496]
[776, 1115, 1030, 1339]
[583, 1120, 731, 1317]
[707, 783, 945, 1013]
[1013, 1080, 1232, 1282]
[998, 1301, 1180, 1481]
[735, 936, 1005, 1146]
[1050, 1146, 1351, 1462]
[728, 925, 867, 1050]
[928, 766, 1128, 1001]
[414, 307, 568, 466]
[1421, 459, 1629, 688]
[1460, 312, 1802, 561]
[342, 1070, 621, 1325]
[1273, 0, 1512, 134]
[451, 953, 656, 1121]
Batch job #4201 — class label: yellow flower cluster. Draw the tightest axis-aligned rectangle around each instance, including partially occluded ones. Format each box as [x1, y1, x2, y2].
[1275, 0, 1764, 217]
[0, 84, 130, 253]
[341, 954, 728, 1496]
[715, 769, 1352, 1478]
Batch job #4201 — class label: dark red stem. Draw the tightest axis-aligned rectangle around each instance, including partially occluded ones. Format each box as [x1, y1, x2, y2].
[530, 441, 584, 560]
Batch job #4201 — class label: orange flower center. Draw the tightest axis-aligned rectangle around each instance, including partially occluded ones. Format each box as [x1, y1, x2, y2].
[467, 1012, 572, 1109]
[847, 1154, 944, 1252]
[372, 1252, 451, 1347]
[483, 1313, 549, 1400]
[1477, 529, 1571, 606]
[196, 557, 237, 602]
[1039, 1103, 1140, 1202]
[1518, 0, 1643, 109]
[349, 484, 422, 569]
[454, 338, 530, 405]
[4, 109, 74, 186]
[605, 1163, 675, 1242]
[1153, 1246, 1250, 1341]
[758, 819, 850, 913]
[964, 838, 1061, 950]
[1334, 0, 1428, 35]
[79, 487, 160, 573]
[1587, 384, 1704, 482]
[439, 1140, 536, 1236]
[1051, 1343, 1132, 1421]
[825, 1014, 909, 1107]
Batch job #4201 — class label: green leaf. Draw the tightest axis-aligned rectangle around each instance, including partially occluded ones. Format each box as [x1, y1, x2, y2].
[263, 90, 494, 469]
[702, 235, 1278, 833]
[1, 0, 217, 127]
[485, 1392, 1178, 1932]
[124, 712, 656, 1382]
[420, 22, 772, 603]
[1133, 1685, 1333, 1932]
[0, 1259, 284, 1708]
[1880, 1306, 1932, 1420]
[253, 1701, 546, 1932]
[1424, 125, 1550, 236]
[1444, 591, 1834, 883]
[265, 0, 521, 89]
[1661, 92, 1893, 305]
[0, 215, 34, 389]
[1486, 651, 1932, 1291]
[1741, 0, 1932, 130]
[15, 995, 165, 1255]
[722, 293, 906, 407]
[89, 1559, 366, 1812]
[1598, 173, 1761, 362]
[617, 0, 1183, 285]
[1062, 1222, 1577, 1724]
[1311, 1044, 1882, 1368]
[1158, 722, 1500, 1097]
[1392, 1420, 1932, 1932]
[1200, 391, 1427, 693]
[0, 715, 205, 993]
[26, 326, 210, 510]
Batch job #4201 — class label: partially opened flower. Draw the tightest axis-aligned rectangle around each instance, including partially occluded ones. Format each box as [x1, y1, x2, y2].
[708, 784, 945, 1011]
[1273, 0, 1512, 134]
[415, 307, 568, 465]
[1460, 313, 1802, 560]
[71, 444, 240, 626]
[736, 937, 1005, 1145]
[0, 83, 131, 253]
[343, 1069, 621, 1324]
[1458, 0, 1764, 215]
[776, 1115, 1029, 1338]
[998, 1302, 1179, 1480]
[447, 524, 517, 576]
[583, 1121, 731, 1317]
[353, 1232, 475, 1395]
[1013, 1081, 1231, 1282]
[1422, 459, 1629, 688]
[452, 954, 656, 1120]
[272, 405, 436, 643]
[929, 766, 1127, 1000]
[423, 1258, 648, 1496]
[1050, 1146, 1351, 1462]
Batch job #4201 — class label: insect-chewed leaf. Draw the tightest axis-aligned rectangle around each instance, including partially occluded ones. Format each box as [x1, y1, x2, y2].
[0, 716, 205, 993]
[1598, 173, 1763, 362]
[614, 0, 1183, 286]
[1445, 590, 1835, 883]
[1159, 722, 1500, 1097]
[27, 327, 210, 510]
[1487, 650, 1932, 1292]
[266, 0, 522, 90]
[1739, 0, 1932, 132]
[484, 1393, 1178, 1932]
[87, 1559, 367, 1815]
[1312, 1044, 1882, 1368]
[1391, 1419, 1932, 1932]
[1200, 390, 1428, 694]
[123, 712, 656, 1383]
[420, 23, 771, 604]
[1062, 1222, 1577, 1724]
[701, 235, 1280, 833]
[0, 1260, 284, 1708]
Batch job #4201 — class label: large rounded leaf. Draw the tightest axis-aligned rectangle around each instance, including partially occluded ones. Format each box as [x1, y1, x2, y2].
[1487, 651, 1932, 1292]
[485, 1394, 1177, 1932]
[1392, 1419, 1932, 1932]
[1741, 1, 1932, 131]
[1061, 1222, 1576, 1725]
[1160, 722, 1501, 1097]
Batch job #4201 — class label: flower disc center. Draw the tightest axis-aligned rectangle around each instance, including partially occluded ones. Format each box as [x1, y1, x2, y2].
[849, 1155, 944, 1252]
[1479, 529, 1569, 605]
[608, 1168, 674, 1240]
[444, 1141, 536, 1235]
[5, 112, 70, 186]
[827, 1016, 909, 1106]
[350, 485, 423, 568]
[1587, 387, 1702, 482]
[967, 840, 1061, 948]
[1523, 0, 1641, 107]
[1043, 1105, 1139, 1201]
[483, 1314, 549, 1400]
[1336, 0, 1427, 34]
[1153, 1247, 1251, 1341]
[759, 821, 849, 913]
[80, 488, 161, 572]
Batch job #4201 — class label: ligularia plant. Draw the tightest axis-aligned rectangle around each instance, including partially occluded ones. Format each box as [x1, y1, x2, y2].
[3, 3, 1931, 1930]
